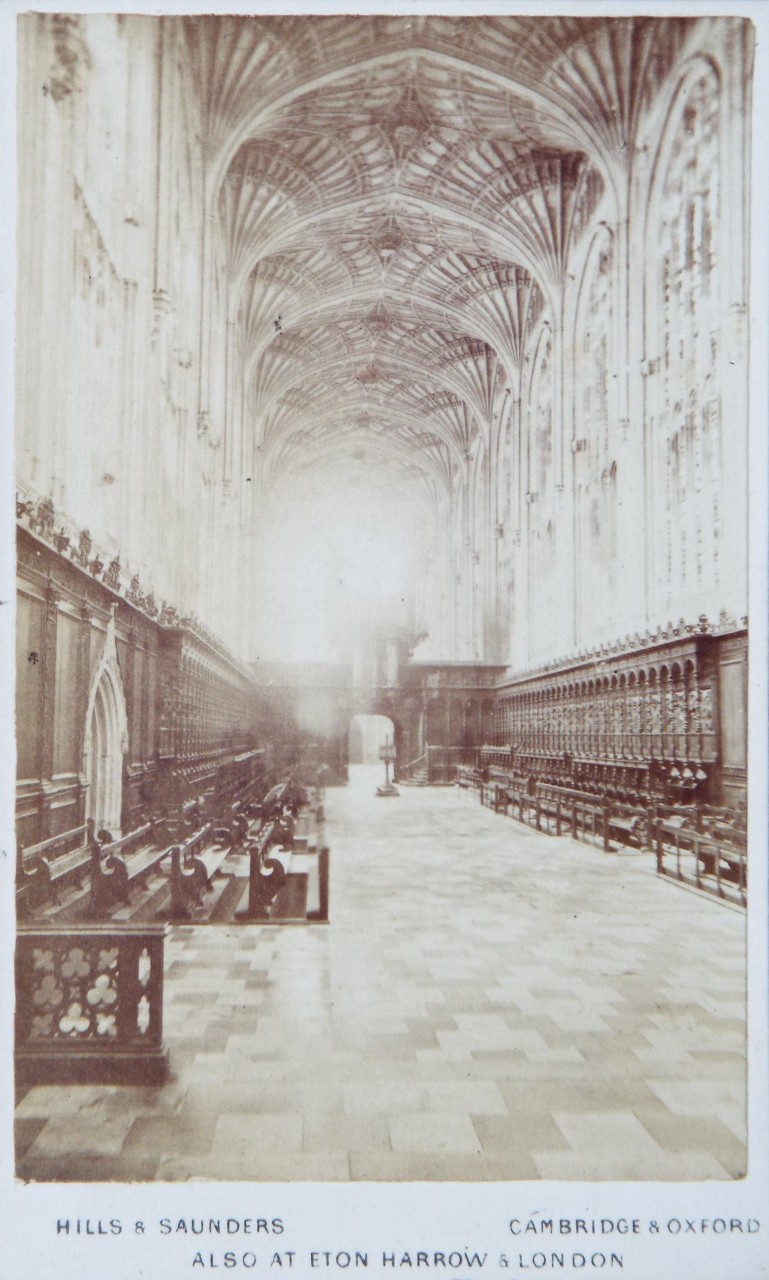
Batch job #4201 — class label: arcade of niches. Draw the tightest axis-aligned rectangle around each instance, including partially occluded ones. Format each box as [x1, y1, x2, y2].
[15, 13, 751, 845]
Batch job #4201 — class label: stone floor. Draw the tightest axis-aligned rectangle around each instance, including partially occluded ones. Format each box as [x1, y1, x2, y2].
[15, 767, 747, 1182]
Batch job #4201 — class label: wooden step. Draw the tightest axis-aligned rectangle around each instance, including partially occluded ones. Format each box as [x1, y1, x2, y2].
[270, 871, 308, 920]
[110, 867, 174, 922]
[208, 876, 248, 923]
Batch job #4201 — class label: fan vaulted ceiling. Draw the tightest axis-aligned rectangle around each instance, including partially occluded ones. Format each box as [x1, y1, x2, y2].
[185, 14, 698, 491]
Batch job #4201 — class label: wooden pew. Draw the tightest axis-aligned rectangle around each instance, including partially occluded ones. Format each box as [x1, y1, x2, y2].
[480, 770, 527, 812]
[167, 822, 230, 918]
[257, 778, 303, 850]
[655, 818, 747, 906]
[605, 808, 646, 848]
[486, 779, 537, 828]
[263, 777, 303, 820]
[456, 765, 484, 792]
[544, 784, 660, 852]
[210, 800, 250, 849]
[262, 782, 289, 819]
[524, 782, 613, 850]
[89, 819, 167, 914]
[235, 821, 290, 920]
[17, 821, 92, 912]
[237, 767, 267, 814]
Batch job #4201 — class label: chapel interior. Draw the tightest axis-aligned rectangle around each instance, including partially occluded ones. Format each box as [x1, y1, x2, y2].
[13, 13, 751, 1182]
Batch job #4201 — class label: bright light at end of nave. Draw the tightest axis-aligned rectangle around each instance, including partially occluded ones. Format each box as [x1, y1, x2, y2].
[258, 474, 420, 661]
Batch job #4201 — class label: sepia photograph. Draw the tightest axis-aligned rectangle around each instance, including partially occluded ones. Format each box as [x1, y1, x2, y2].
[4, 1, 766, 1249]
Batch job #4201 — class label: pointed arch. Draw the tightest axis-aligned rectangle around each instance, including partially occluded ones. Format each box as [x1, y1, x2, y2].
[82, 607, 129, 835]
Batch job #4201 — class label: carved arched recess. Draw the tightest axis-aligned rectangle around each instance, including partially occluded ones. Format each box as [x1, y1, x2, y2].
[645, 59, 722, 622]
[83, 608, 128, 835]
[574, 226, 618, 645]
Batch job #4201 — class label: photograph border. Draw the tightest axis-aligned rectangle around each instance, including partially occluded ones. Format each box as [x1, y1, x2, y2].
[1, 0, 767, 1276]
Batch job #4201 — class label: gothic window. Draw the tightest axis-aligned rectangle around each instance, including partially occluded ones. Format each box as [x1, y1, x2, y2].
[532, 332, 554, 504]
[574, 231, 617, 643]
[651, 63, 722, 612]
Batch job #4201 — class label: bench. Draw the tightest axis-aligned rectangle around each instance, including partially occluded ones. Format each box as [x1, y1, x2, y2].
[688, 809, 746, 885]
[260, 780, 302, 845]
[536, 782, 678, 851]
[456, 766, 483, 790]
[534, 784, 612, 849]
[179, 796, 209, 829]
[17, 821, 92, 912]
[655, 819, 746, 906]
[174, 792, 248, 850]
[491, 783, 511, 813]
[264, 777, 304, 818]
[697, 842, 746, 886]
[480, 780, 535, 828]
[479, 770, 527, 811]
[533, 786, 602, 841]
[238, 770, 267, 812]
[89, 819, 167, 914]
[210, 799, 250, 850]
[532, 786, 563, 832]
[168, 822, 229, 917]
[264, 839, 331, 923]
[606, 814, 644, 847]
[699, 806, 746, 848]
[262, 782, 289, 817]
[235, 821, 291, 920]
[604, 803, 653, 849]
[654, 812, 690, 841]
[480, 781, 497, 808]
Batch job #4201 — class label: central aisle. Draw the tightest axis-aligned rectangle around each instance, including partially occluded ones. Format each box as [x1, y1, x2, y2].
[16, 769, 746, 1182]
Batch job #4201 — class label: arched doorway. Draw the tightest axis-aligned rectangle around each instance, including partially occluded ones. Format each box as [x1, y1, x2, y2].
[348, 713, 395, 765]
[83, 610, 128, 835]
[347, 713, 397, 794]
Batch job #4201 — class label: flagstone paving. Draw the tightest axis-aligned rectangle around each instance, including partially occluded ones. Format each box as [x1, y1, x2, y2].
[15, 768, 746, 1182]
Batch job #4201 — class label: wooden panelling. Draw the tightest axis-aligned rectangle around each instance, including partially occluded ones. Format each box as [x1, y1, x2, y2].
[719, 657, 747, 771]
[15, 590, 44, 779]
[131, 647, 144, 763]
[52, 612, 80, 775]
[16, 532, 261, 837]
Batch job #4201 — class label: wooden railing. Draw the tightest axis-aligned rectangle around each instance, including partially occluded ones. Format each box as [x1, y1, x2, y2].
[15, 923, 169, 1084]
[476, 766, 747, 905]
[655, 820, 747, 907]
[399, 751, 428, 781]
[455, 765, 483, 789]
[426, 746, 478, 783]
[484, 780, 611, 850]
